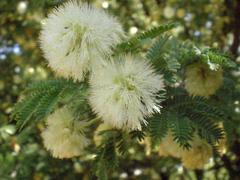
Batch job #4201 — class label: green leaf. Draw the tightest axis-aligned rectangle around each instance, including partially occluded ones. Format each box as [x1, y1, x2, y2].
[149, 114, 168, 145]
[146, 35, 170, 61]
[189, 114, 224, 144]
[117, 22, 178, 52]
[116, 137, 128, 156]
[94, 136, 118, 180]
[138, 22, 178, 40]
[130, 130, 146, 141]
[146, 36, 181, 83]
[169, 115, 193, 149]
[13, 93, 44, 130]
[205, 49, 236, 68]
[12, 78, 82, 131]
[169, 96, 226, 121]
[166, 95, 226, 145]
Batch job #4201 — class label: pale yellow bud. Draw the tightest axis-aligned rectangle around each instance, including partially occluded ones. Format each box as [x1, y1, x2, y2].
[185, 62, 223, 97]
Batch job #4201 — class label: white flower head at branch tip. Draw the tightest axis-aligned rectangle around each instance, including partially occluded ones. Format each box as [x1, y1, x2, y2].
[89, 54, 165, 130]
[39, 1, 125, 81]
[41, 107, 89, 159]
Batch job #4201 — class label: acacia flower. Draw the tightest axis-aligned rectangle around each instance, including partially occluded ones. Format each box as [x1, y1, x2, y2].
[185, 62, 223, 97]
[89, 55, 164, 130]
[181, 136, 212, 169]
[41, 107, 89, 159]
[159, 131, 213, 170]
[39, 1, 124, 81]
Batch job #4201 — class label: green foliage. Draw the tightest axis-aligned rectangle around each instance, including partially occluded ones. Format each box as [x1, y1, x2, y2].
[152, 38, 237, 74]
[149, 113, 168, 145]
[147, 36, 180, 72]
[137, 22, 178, 40]
[11, 79, 83, 130]
[200, 48, 236, 69]
[192, 115, 224, 143]
[148, 94, 226, 151]
[115, 133, 129, 156]
[146, 35, 170, 62]
[146, 36, 181, 83]
[168, 96, 225, 144]
[0, 152, 15, 179]
[2, 0, 240, 179]
[94, 135, 118, 180]
[175, 42, 236, 70]
[117, 22, 178, 52]
[9, 20, 233, 178]
[169, 115, 193, 149]
[1, 0, 240, 179]
[130, 129, 146, 142]
[9, 18, 232, 178]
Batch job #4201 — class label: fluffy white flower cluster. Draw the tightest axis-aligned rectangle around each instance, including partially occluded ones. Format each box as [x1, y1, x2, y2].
[89, 55, 164, 130]
[184, 62, 223, 97]
[38, 1, 227, 160]
[40, 1, 165, 131]
[39, 1, 165, 158]
[41, 107, 89, 159]
[159, 131, 213, 170]
[40, 1, 124, 81]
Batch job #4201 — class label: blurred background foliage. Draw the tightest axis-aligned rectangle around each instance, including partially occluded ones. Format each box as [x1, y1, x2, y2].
[1, 0, 240, 179]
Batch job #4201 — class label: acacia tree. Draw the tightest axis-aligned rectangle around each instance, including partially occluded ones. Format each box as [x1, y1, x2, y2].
[1, 0, 240, 179]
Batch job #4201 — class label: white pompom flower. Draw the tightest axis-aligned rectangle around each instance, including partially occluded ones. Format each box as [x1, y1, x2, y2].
[89, 55, 164, 130]
[181, 135, 213, 169]
[40, 1, 124, 81]
[185, 62, 223, 97]
[158, 131, 213, 169]
[41, 107, 89, 159]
